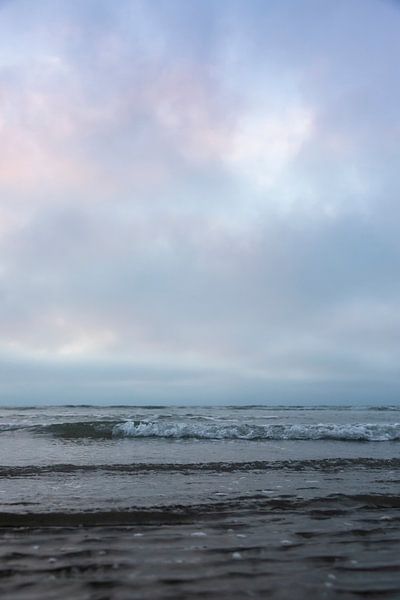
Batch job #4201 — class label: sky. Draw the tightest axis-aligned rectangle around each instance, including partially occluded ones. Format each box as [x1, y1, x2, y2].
[0, 0, 400, 405]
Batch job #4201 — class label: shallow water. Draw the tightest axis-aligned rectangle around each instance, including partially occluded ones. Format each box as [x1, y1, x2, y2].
[0, 405, 399, 598]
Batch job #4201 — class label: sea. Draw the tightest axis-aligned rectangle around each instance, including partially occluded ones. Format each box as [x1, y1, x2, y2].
[0, 404, 399, 599]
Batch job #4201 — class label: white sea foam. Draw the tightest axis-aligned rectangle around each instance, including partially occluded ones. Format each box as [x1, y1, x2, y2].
[112, 421, 400, 441]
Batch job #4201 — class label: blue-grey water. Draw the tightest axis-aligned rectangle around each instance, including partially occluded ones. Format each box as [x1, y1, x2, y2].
[0, 405, 399, 599]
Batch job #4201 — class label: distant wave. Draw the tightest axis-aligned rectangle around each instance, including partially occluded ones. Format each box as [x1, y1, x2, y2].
[1, 404, 399, 411]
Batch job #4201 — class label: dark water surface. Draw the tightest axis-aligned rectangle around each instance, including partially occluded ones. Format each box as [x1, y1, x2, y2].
[0, 405, 399, 599]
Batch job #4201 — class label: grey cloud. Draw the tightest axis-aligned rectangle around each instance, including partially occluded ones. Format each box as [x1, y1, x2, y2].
[2, 203, 400, 376]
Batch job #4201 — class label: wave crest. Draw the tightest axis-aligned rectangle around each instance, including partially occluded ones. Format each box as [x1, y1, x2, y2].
[2, 419, 399, 441]
[112, 421, 400, 442]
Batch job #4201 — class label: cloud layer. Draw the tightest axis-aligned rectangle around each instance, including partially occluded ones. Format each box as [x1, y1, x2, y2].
[1, 0, 400, 404]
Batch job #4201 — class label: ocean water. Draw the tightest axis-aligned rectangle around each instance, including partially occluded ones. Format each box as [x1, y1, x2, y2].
[0, 405, 399, 599]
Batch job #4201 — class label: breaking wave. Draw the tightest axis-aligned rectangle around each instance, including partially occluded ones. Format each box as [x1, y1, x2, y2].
[2, 420, 399, 441]
[112, 421, 400, 441]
